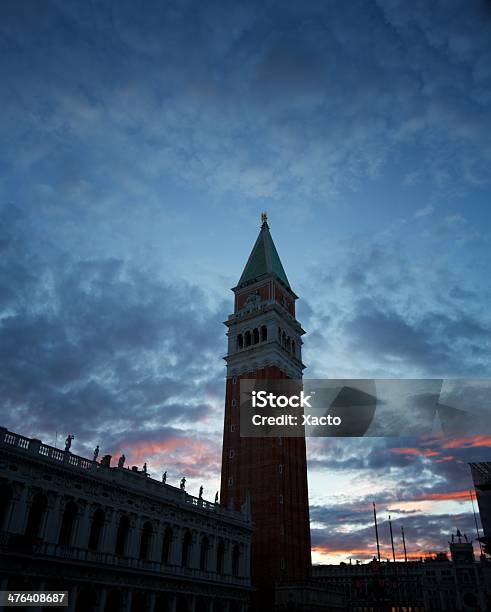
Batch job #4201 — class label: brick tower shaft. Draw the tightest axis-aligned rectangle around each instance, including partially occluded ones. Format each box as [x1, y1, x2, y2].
[220, 215, 311, 609]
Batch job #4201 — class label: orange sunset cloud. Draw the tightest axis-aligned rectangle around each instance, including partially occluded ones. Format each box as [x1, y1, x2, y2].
[112, 436, 221, 477]
[391, 447, 440, 457]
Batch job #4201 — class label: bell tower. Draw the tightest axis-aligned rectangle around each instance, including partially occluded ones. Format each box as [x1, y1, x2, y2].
[220, 214, 311, 610]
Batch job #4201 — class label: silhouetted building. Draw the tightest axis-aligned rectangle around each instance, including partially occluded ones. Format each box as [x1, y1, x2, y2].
[314, 530, 491, 612]
[0, 426, 252, 612]
[470, 462, 491, 555]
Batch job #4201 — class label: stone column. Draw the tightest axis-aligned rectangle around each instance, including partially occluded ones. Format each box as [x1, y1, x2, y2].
[142, 519, 154, 563]
[8, 483, 29, 534]
[75, 501, 92, 549]
[38, 497, 51, 541]
[169, 595, 177, 612]
[246, 543, 251, 578]
[31, 581, 45, 612]
[67, 585, 78, 612]
[0, 482, 14, 532]
[170, 525, 182, 565]
[148, 592, 156, 612]
[240, 542, 250, 578]
[128, 515, 142, 559]
[208, 536, 218, 574]
[190, 531, 200, 569]
[149, 521, 161, 563]
[101, 508, 118, 554]
[224, 540, 232, 575]
[96, 588, 107, 612]
[44, 493, 64, 544]
[123, 590, 133, 612]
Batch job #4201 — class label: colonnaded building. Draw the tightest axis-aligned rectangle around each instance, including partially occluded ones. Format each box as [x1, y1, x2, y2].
[0, 426, 252, 611]
[315, 529, 491, 612]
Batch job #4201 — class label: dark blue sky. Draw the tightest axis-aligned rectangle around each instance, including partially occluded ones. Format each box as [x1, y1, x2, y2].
[1, 0, 491, 562]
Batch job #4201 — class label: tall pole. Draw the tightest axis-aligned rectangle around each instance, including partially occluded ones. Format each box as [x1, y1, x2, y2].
[401, 525, 407, 562]
[470, 489, 483, 555]
[373, 502, 381, 562]
[389, 515, 396, 562]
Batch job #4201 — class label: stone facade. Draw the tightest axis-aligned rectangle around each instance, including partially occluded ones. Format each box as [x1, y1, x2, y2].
[0, 426, 252, 612]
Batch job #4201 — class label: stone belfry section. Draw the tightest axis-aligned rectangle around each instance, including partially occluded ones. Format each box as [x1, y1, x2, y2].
[220, 213, 311, 609]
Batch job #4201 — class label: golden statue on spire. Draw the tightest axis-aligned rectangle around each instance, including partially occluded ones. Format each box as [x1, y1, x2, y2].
[261, 211, 268, 224]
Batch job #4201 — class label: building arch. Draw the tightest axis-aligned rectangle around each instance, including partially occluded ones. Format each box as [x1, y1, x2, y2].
[115, 514, 131, 556]
[155, 593, 170, 612]
[176, 596, 190, 612]
[161, 525, 173, 564]
[88, 507, 105, 551]
[261, 325, 267, 342]
[181, 530, 192, 568]
[253, 328, 259, 344]
[131, 592, 147, 612]
[195, 599, 207, 612]
[75, 585, 97, 612]
[245, 330, 251, 347]
[0, 481, 12, 530]
[216, 539, 225, 575]
[199, 535, 209, 570]
[236, 334, 243, 350]
[139, 520, 153, 560]
[24, 491, 47, 542]
[58, 499, 78, 546]
[104, 589, 123, 612]
[232, 543, 240, 576]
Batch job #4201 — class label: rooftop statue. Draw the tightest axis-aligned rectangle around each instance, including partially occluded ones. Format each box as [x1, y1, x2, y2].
[100, 454, 111, 468]
[64, 434, 74, 452]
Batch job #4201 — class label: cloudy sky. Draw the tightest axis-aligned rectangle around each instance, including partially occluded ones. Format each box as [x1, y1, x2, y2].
[1, 0, 491, 564]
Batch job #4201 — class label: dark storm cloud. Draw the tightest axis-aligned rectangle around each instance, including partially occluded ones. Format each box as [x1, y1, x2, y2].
[343, 303, 490, 374]
[301, 238, 491, 379]
[346, 305, 445, 366]
[1, 0, 490, 206]
[0, 204, 227, 454]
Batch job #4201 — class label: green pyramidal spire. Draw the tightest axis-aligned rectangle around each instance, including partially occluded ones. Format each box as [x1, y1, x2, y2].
[237, 213, 290, 288]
